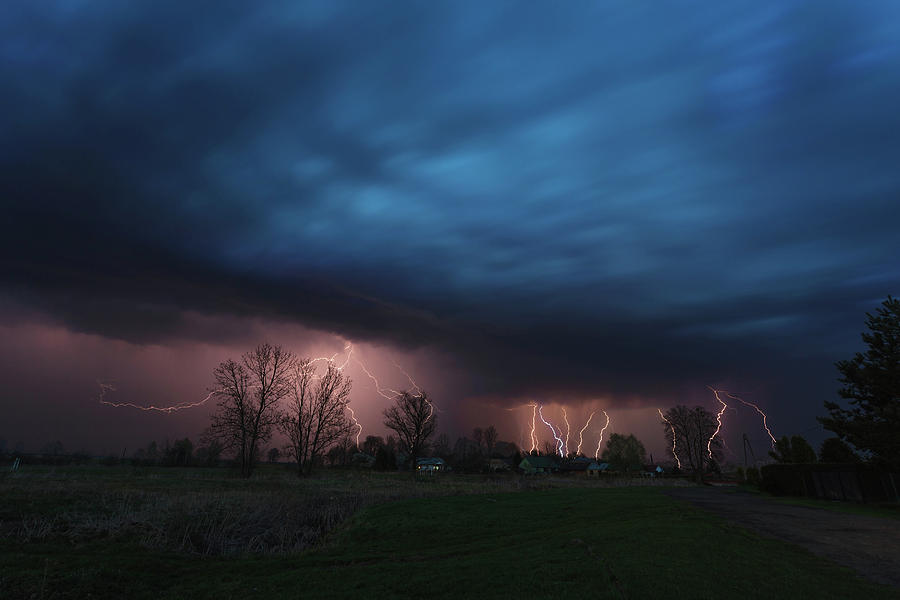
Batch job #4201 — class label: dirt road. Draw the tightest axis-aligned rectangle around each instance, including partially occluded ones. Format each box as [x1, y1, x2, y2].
[664, 487, 900, 588]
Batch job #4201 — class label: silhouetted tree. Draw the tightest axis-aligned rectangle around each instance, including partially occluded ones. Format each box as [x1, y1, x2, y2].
[374, 445, 397, 471]
[383, 391, 437, 472]
[661, 405, 722, 482]
[206, 343, 295, 478]
[601, 433, 647, 472]
[280, 360, 354, 476]
[40, 440, 65, 456]
[433, 433, 451, 458]
[361, 435, 384, 456]
[194, 440, 223, 467]
[267, 447, 280, 463]
[132, 440, 160, 465]
[484, 425, 498, 458]
[327, 439, 353, 467]
[819, 437, 860, 463]
[792, 436, 817, 463]
[472, 428, 484, 454]
[745, 466, 761, 487]
[820, 296, 900, 468]
[770, 435, 816, 463]
[542, 440, 558, 457]
[164, 438, 193, 467]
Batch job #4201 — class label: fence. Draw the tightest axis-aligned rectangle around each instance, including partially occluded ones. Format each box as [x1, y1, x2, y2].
[761, 463, 900, 503]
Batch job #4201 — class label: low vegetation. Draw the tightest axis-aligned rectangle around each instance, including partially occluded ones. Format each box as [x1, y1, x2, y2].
[1, 464, 670, 556]
[1, 465, 897, 599]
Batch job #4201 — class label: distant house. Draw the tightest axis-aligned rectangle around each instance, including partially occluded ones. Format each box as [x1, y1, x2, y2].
[489, 458, 511, 472]
[519, 455, 559, 474]
[416, 457, 446, 473]
[559, 457, 608, 477]
[352, 452, 375, 468]
[587, 462, 609, 477]
[641, 464, 665, 478]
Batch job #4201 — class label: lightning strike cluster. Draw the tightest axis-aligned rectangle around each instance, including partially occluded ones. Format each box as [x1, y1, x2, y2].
[97, 340, 433, 448]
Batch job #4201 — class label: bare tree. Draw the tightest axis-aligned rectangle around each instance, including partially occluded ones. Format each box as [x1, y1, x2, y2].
[362, 435, 385, 456]
[383, 391, 437, 472]
[280, 360, 354, 476]
[434, 433, 451, 458]
[661, 405, 722, 482]
[206, 343, 295, 477]
[484, 425, 498, 458]
[542, 440, 558, 457]
[472, 427, 484, 453]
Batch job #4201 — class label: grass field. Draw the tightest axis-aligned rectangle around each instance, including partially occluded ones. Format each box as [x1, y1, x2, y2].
[2, 466, 897, 599]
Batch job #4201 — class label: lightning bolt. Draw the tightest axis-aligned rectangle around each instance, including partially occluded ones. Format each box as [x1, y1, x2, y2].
[355, 354, 434, 422]
[707, 387, 729, 459]
[506, 404, 533, 453]
[391, 358, 422, 396]
[97, 380, 218, 413]
[576, 412, 595, 455]
[100, 341, 355, 414]
[389, 358, 434, 421]
[530, 403, 538, 452]
[537, 404, 564, 456]
[310, 342, 354, 379]
[310, 344, 345, 367]
[347, 406, 363, 448]
[725, 392, 777, 450]
[594, 410, 610, 460]
[562, 407, 571, 456]
[658, 408, 681, 469]
[355, 356, 403, 400]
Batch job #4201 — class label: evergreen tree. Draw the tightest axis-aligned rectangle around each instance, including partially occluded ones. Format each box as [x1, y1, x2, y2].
[818, 437, 860, 463]
[820, 296, 900, 468]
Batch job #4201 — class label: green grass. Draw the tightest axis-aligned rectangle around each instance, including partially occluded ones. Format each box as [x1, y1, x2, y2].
[768, 494, 900, 520]
[2, 471, 897, 599]
[724, 482, 900, 520]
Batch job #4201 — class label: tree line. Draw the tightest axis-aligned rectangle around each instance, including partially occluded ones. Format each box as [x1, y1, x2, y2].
[52, 295, 889, 479]
[656, 295, 899, 479]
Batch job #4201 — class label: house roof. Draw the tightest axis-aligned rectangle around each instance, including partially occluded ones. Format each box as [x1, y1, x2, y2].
[416, 457, 445, 466]
[520, 455, 559, 468]
[560, 460, 591, 471]
[561, 459, 606, 471]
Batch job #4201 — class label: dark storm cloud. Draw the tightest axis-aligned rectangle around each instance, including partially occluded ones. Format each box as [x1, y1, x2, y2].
[2, 2, 899, 407]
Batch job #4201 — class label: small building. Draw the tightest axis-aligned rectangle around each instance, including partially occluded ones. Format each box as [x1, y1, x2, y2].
[519, 455, 559, 474]
[352, 452, 375, 468]
[560, 457, 608, 477]
[416, 457, 446, 473]
[641, 464, 665, 478]
[489, 458, 511, 472]
[587, 462, 609, 477]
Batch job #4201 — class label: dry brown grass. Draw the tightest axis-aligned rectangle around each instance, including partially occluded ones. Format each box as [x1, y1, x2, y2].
[0, 464, 691, 555]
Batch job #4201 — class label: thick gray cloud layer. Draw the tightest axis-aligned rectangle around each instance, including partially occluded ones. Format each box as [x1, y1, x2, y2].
[2, 2, 899, 408]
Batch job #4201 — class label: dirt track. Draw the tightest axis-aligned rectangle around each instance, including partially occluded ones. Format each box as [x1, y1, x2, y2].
[664, 487, 900, 589]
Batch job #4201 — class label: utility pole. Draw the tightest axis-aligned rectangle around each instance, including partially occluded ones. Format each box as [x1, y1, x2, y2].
[742, 433, 756, 467]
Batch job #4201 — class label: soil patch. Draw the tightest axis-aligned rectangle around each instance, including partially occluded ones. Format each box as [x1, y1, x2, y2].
[665, 486, 900, 588]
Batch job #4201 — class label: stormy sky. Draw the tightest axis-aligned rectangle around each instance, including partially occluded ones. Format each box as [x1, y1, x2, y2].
[2, 2, 898, 457]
